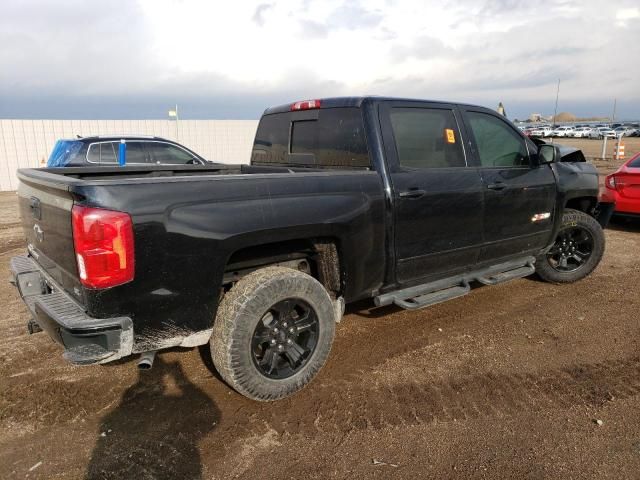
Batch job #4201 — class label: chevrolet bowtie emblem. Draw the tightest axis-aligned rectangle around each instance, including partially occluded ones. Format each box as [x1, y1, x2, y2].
[33, 224, 44, 242]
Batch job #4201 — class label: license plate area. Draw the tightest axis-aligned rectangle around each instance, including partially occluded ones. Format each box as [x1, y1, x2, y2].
[16, 271, 47, 297]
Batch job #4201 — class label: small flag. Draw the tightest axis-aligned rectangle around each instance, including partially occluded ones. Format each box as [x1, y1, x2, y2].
[168, 109, 177, 117]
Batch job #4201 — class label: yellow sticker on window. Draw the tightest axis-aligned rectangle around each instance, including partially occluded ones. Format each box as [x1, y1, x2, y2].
[445, 129, 456, 144]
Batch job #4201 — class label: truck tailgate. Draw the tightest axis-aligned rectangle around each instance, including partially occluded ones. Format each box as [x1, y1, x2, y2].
[17, 174, 83, 303]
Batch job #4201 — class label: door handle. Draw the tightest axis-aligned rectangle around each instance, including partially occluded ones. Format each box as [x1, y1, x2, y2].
[399, 189, 426, 199]
[487, 182, 507, 191]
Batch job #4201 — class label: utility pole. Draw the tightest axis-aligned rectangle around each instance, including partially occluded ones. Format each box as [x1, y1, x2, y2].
[552, 79, 560, 127]
[612, 98, 618, 161]
[611, 98, 617, 125]
[175, 104, 179, 141]
[551, 79, 560, 144]
[168, 104, 179, 141]
[602, 98, 617, 160]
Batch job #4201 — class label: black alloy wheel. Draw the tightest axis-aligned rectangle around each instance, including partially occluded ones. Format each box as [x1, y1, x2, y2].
[546, 225, 594, 272]
[251, 299, 319, 379]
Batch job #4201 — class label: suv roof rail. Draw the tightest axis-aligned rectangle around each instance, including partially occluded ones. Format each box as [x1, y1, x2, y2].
[85, 135, 167, 140]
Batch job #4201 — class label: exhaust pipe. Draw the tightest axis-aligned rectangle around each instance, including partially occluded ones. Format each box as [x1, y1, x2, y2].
[137, 351, 157, 370]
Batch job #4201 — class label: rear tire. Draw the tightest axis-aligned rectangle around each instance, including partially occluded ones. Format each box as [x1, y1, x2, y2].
[211, 266, 336, 401]
[535, 209, 605, 283]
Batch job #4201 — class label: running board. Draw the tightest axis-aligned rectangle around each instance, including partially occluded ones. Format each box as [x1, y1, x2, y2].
[476, 263, 535, 285]
[394, 283, 470, 310]
[375, 256, 536, 311]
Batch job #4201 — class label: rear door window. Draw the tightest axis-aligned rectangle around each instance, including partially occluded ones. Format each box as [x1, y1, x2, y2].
[146, 142, 198, 164]
[389, 108, 466, 169]
[122, 142, 148, 164]
[629, 155, 640, 168]
[251, 108, 369, 168]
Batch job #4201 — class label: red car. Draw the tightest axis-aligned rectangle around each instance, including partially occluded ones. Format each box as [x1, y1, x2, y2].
[603, 152, 640, 219]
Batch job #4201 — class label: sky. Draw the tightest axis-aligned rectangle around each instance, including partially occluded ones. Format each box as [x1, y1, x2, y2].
[1, 0, 639, 120]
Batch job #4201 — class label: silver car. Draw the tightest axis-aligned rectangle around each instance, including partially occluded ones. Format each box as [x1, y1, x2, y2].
[530, 126, 553, 137]
[570, 127, 592, 138]
[589, 127, 617, 139]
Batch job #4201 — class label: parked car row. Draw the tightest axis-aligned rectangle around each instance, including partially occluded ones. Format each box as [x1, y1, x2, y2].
[519, 124, 640, 139]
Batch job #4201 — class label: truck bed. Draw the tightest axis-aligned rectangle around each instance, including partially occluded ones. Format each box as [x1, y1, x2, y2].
[16, 164, 386, 354]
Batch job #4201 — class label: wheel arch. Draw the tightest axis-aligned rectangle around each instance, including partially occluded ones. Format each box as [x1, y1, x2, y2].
[222, 237, 344, 299]
[564, 196, 598, 216]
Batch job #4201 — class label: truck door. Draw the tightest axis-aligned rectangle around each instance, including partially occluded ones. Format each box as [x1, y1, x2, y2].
[460, 108, 557, 263]
[379, 102, 485, 284]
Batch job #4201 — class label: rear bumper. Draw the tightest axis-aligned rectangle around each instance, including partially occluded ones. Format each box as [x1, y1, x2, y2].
[9, 255, 133, 365]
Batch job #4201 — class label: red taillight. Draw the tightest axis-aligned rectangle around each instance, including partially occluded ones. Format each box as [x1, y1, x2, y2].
[72, 205, 134, 289]
[605, 174, 616, 190]
[290, 99, 321, 111]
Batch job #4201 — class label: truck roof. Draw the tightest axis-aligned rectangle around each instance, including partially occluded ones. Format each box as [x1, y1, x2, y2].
[262, 96, 479, 115]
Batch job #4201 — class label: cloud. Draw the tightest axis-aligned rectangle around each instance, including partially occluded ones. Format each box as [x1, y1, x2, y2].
[0, 0, 639, 120]
[616, 7, 640, 27]
[326, 1, 384, 30]
[389, 36, 451, 62]
[298, 20, 329, 39]
[252, 3, 273, 26]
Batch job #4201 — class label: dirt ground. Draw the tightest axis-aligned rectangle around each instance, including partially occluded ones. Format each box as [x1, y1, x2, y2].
[1, 147, 639, 479]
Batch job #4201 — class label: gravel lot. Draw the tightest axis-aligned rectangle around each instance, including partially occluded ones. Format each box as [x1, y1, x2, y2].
[1, 148, 639, 479]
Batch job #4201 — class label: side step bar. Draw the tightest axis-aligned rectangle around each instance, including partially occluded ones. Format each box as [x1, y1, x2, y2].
[476, 263, 535, 286]
[395, 282, 470, 310]
[375, 257, 536, 311]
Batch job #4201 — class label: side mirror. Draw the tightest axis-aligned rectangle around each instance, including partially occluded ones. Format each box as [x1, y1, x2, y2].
[538, 143, 558, 164]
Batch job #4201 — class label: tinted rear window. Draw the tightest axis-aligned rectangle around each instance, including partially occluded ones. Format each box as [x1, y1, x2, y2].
[251, 108, 369, 168]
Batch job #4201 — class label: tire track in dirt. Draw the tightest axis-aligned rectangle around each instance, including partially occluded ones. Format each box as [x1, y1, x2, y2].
[249, 356, 640, 437]
[0, 239, 25, 255]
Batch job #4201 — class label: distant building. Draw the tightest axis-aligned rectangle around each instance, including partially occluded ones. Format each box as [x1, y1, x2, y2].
[528, 113, 552, 122]
[497, 102, 507, 117]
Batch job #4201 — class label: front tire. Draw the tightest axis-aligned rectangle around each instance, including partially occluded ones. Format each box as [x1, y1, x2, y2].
[211, 266, 336, 401]
[535, 209, 605, 283]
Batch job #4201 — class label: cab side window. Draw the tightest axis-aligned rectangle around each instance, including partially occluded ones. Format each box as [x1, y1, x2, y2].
[467, 112, 529, 167]
[390, 108, 466, 169]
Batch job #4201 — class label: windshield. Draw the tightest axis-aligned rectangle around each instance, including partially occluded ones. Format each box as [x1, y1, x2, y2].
[47, 140, 83, 167]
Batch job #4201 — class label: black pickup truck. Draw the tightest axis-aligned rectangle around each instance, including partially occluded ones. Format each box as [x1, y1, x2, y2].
[10, 97, 605, 401]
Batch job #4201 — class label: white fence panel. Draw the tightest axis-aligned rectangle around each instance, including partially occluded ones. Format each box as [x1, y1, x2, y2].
[0, 119, 259, 191]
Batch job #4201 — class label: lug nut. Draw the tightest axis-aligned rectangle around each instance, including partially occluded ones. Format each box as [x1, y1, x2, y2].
[289, 327, 295, 333]
[287, 339, 292, 344]
[273, 327, 279, 333]
[278, 344, 284, 351]
[283, 322, 288, 327]
[271, 339, 277, 344]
